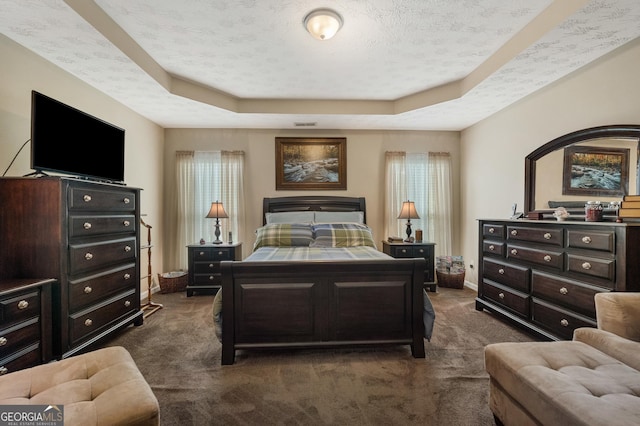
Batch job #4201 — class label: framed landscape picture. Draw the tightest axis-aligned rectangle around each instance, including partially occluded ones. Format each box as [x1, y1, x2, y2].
[275, 137, 347, 190]
[562, 146, 629, 197]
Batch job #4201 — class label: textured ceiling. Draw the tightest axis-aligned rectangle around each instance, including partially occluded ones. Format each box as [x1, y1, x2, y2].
[1, 0, 640, 130]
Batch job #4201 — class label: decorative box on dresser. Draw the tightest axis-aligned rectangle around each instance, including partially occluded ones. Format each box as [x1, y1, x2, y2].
[0, 278, 54, 375]
[0, 177, 143, 359]
[476, 219, 640, 340]
[187, 243, 242, 296]
[382, 241, 436, 292]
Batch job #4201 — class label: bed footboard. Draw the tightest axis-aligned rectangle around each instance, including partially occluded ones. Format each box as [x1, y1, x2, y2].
[220, 258, 426, 365]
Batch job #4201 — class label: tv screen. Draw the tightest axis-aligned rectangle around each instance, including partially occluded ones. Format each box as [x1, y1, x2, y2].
[30, 91, 125, 184]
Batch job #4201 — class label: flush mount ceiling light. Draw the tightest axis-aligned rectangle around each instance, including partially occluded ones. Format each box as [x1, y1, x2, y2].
[304, 8, 343, 41]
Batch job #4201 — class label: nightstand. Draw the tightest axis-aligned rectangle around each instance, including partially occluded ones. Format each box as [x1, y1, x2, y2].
[382, 241, 436, 292]
[186, 243, 242, 297]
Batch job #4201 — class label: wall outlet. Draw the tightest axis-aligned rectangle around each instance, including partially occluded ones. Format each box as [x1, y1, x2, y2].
[469, 260, 474, 269]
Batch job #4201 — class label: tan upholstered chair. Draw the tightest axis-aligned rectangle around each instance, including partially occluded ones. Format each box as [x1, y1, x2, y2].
[0, 346, 159, 426]
[484, 292, 640, 426]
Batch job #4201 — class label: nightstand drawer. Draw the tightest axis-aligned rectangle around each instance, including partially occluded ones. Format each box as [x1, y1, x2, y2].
[0, 290, 40, 327]
[191, 247, 235, 261]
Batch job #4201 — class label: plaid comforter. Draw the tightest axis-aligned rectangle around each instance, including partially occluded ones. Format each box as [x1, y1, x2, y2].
[246, 246, 392, 261]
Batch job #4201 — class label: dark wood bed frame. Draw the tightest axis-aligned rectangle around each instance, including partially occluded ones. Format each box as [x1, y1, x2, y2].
[220, 196, 426, 365]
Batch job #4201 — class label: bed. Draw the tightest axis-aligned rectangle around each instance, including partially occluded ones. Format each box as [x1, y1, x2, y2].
[217, 196, 434, 365]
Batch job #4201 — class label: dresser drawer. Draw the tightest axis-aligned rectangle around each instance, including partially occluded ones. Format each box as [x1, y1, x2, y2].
[68, 264, 136, 311]
[567, 229, 615, 253]
[483, 224, 505, 239]
[69, 215, 136, 238]
[483, 281, 529, 318]
[0, 290, 40, 327]
[507, 226, 563, 246]
[483, 240, 505, 257]
[69, 187, 136, 212]
[69, 237, 137, 274]
[507, 244, 563, 270]
[483, 258, 529, 292]
[191, 247, 235, 261]
[0, 343, 40, 376]
[69, 290, 137, 344]
[531, 299, 596, 340]
[531, 271, 606, 317]
[0, 317, 39, 358]
[566, 254, 615, 282]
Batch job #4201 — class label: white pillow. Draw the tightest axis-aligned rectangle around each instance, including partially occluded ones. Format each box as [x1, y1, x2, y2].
[314, 211, 365, 224]
[265, 211, 315, 224]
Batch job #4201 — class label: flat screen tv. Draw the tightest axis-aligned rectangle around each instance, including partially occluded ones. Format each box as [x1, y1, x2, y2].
[30, 90, 125, 184]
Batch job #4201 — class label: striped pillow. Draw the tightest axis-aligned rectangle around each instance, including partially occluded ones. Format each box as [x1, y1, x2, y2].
[253, 223, 314, 251]
[311, 223, 377, 249]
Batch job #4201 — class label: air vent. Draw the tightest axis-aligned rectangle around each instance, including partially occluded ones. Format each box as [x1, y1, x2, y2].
[294, 122, 317, 127]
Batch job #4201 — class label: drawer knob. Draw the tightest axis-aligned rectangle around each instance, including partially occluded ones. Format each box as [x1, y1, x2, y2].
[83, 222, 92, 230]
[559, 287, 568, 295]
[123, 220, 130, 227]
[208, 275, 215, 281]
[199, 251, 205, 256]
[208, 263, 214, 268]
[85, 252, 93, 261]
[84, 319, 93, 327]
[560, 319, 569, 327]
[217, 251, 223, 256]
[401, 249, 407, 254]
[511, 230, 518, 236]
[124, 245, 132, 252]
[123, 197, 130, 204]
[498, 268, 505, 275]
[582, 262, 592, 270]
[18, 300, 29, 310]
[124, 273, 131, 280]
[543, 255, 552, 262]
[510, 249, 518, 255]
[418, 249, 424, 254]
[0, 337, 7, 346]
[83, 194, 92, 202]
[124, 300, 131, 307]
[582, 236, 592, 244]
[0, 366, 7, 375]
[543, 233, 551, 240]
[488, 244, 495, 251]
[84, 286, 93, 294]
[488, 227, 495, 234]
[498, 292, 505, 299]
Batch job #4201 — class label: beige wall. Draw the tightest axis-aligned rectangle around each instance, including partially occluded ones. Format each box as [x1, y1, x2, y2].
[460, 38, 640, 286]
[164, 129, 461, 268]
[0, 35, 165, 293]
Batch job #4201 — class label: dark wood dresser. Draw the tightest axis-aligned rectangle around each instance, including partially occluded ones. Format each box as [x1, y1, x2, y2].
[0, 177, 143, 359]
[0, 278, 54, 375]
[382, 241, 436, 292]
[476, 219, 640, 340]
[187, 243, 242, 296]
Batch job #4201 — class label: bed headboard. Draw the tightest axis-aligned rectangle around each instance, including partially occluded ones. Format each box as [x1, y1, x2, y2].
[262, 196, 366, 225]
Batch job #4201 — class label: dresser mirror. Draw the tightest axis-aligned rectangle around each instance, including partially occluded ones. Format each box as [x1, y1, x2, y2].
[524, 125, 640, 215]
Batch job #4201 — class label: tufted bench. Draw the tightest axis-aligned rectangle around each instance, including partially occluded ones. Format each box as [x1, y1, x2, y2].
[0, 346, 159, 426]
[484, 293, 640, 426]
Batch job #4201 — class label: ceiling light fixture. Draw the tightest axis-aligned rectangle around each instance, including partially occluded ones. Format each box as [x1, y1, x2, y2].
[304, 8, 343, 41]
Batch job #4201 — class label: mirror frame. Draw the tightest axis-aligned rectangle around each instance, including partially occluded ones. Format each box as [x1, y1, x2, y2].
[524, 124, 640, 214]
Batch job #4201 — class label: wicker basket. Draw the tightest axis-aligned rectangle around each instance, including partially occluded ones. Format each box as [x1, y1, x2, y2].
[158, 271, 188, 294]
[436, 270, 465, 289]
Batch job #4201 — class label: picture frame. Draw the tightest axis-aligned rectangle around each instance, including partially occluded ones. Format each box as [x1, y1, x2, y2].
[275, 137, 347, 190]
[562, 146, 629, 197]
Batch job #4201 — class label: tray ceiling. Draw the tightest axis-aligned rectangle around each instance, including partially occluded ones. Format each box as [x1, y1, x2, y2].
[1, 0, 639, 130]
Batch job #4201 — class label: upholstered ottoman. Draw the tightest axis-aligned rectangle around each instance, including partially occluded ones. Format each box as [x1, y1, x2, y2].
[0, 346, 159, 426]
[485, 340, 640, 426]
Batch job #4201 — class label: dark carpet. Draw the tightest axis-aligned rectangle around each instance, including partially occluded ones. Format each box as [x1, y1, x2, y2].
[106, 287, 535, 425]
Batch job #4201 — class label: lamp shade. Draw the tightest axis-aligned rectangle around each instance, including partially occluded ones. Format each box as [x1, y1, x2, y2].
[397, 201, 419, 220]
[304, 9, 343, 40]
[206, 201, 229, 219]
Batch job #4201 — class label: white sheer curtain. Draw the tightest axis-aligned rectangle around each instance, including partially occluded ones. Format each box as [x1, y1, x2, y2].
[173, 150, 245, 270]
[385, 151, 452, 258]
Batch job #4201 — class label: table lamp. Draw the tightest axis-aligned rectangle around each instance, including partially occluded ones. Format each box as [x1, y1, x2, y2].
[206, 201, 229, 244]
[398, 201, 419, 242]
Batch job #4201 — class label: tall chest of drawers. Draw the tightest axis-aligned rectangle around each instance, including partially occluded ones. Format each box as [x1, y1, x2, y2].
[476, 219, 640, 340]
[0, 177, 143, 358]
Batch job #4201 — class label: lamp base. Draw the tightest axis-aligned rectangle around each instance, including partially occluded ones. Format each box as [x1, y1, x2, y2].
[404, 221, 413, 242]
[213, 219, 223, 244]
